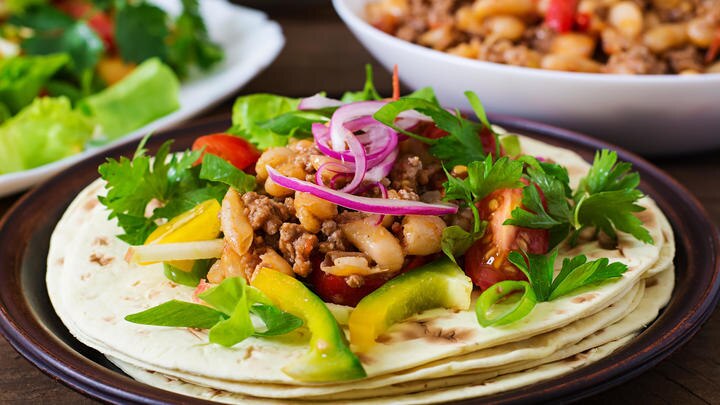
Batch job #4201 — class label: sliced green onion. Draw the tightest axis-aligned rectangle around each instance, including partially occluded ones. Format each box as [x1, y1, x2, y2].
[475, 280, 537, 327]
[163, 259, 212, 287]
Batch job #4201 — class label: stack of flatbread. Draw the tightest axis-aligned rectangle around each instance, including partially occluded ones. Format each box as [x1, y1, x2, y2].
[46, 136, 675, 404]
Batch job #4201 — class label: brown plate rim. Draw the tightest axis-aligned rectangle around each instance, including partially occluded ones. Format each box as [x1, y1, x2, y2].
[0, 114, 718, 404]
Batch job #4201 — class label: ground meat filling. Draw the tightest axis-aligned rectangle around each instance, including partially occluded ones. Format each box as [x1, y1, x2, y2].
[279, 223, 318, 277]
[242, 192, 293, 235]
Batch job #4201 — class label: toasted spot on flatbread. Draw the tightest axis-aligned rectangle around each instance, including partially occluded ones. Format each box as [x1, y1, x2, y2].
[80, 273, 91, 281]
[83, 198, 99, 211]
[357, 353, 374, 365]
[93, 236, 109, 246]
[571, 293, 598, 304]
[242, 346, 255, 360]
[56, 257, 64, 266]
[89, 253, 114, 266]
[555, 309, 567, 315]
[646, 278, 659, 288]
[379, 320, 476, 345]
[636, 209, 656, 228]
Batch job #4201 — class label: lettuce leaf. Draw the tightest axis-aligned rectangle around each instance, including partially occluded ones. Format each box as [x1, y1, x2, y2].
[0, 97, 94, 174]
[79, 58, 180, 140]
[228, 94, 301, 149]
[0, 54, 69, 114]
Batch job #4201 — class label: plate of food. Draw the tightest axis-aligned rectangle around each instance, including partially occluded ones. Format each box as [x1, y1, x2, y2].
[0, 0, 284, 197]
[0, 70, 717, 404]
[333, 0, 720, 155]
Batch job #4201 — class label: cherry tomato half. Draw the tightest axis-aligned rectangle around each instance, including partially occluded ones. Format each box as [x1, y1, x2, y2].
[464, 188, 549, 291]
[192, 134, 261, 171]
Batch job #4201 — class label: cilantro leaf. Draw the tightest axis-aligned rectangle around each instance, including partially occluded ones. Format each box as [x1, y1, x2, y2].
[508, 249, 628, 302]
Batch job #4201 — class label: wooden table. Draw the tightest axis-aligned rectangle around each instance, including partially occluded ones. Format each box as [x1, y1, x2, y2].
[1, 2, 718, 404]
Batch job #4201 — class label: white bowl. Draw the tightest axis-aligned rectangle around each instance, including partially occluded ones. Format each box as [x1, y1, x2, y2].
[333, 0, 720, 155]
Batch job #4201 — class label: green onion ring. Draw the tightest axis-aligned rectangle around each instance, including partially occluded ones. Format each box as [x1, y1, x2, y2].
[475, 280, 537, 327]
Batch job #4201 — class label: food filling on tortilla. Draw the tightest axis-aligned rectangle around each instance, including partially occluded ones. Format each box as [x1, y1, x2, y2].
[47, 67, 671, 397]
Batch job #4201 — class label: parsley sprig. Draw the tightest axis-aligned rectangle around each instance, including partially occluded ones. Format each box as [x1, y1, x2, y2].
[98, 136, 255, 245]
[373, 91, 499, 167]
[508, 249, 628, 302]
[506, 151, 653, 246]
[440, 156, 524, 261]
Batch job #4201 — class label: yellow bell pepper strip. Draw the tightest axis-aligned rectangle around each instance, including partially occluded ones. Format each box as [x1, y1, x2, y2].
[145, 199, 222, 244]
[348, 258, 472, 353]
[251, 268, 366, 382]
[143, 199, 221, 269]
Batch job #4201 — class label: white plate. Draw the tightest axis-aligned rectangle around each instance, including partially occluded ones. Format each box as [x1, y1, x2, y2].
[0, 0, 284, 197]
[334, 0, 720, 156]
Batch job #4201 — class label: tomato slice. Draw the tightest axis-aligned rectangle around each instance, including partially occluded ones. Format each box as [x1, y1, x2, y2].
[464, 188, 549, 291]
[192, 134, 261, 171]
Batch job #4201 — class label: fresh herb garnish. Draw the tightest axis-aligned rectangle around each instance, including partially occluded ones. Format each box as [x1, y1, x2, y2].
[508, 249, 628, 302]
[440, 156, 524, 261]
[374, 92, 499, 167]
[125, 277, 303, 347]
[506, 152, 652, 246]
[98, 136, 255, 245]
[573, 150, 653, 244]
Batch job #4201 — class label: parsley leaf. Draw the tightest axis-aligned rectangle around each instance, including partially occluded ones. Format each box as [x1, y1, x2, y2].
[573, 150, 652, 244]
[440, 156, 523, 260]
[507, 152, 652, 246]
[374, 92, 497, 167]
[98, 137, 255, 245]
[508, 249, 628, 302]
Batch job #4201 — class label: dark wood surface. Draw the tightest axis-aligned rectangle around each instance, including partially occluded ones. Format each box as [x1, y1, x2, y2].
[1, 1, 719, 404]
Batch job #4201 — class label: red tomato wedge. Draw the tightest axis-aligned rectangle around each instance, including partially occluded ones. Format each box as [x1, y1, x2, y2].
[308, 269, 390, 307]
[192, 134, 261, 171]
[55, 0, 115, 50]
[464, 188, 549, 290]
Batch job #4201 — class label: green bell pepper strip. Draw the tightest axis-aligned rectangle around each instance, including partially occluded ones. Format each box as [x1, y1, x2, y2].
[349, 258, 473, 353]
[251, 268, 366, 382]
[475, 280, 537, 327]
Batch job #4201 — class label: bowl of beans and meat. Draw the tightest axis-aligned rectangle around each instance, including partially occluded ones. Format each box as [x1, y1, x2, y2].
[333, 0, 720, 154]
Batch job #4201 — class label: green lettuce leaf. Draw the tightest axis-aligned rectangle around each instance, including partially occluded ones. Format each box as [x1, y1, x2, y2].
[0, 97, 93, 174]
[80, 58, 180, 140]
[228, 94, 301, 149]
[0, 54, 69, 114]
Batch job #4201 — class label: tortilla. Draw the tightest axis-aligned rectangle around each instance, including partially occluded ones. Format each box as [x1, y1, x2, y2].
[46, 135, 674, 401]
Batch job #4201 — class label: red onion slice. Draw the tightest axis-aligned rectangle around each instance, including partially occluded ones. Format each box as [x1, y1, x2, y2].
[268, 166, 457, 216]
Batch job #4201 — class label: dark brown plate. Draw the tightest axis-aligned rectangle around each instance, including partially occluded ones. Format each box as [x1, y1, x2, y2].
[0, 115, 718, 404]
